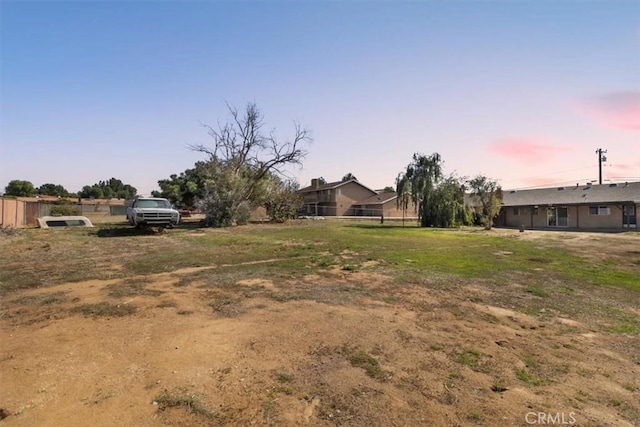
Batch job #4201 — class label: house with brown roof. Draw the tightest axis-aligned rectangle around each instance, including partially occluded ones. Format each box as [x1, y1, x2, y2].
[299, 178, 377, 216]
[352, 192, 417, 218]
[496, 182, 639, 231]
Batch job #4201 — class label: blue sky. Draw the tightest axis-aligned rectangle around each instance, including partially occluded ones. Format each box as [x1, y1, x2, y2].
[1, 1, 639, 195]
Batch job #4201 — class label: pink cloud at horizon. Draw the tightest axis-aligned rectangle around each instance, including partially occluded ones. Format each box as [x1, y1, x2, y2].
[487, 138, 575, 164]
[606, 162, 640, 178]
[580, 91, 640, 131]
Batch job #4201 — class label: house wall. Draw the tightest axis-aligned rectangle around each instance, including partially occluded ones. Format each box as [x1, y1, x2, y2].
[353, 200, 417, 217]
[355, 204, 383, 216]
[382, 200, 416, 217]
[334, 183, 377, 216]
[503, 203, 639, 230]
[576, 204, 631, 229]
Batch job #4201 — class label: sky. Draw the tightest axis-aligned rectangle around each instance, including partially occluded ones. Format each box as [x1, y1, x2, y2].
[1, 1, 639, 196]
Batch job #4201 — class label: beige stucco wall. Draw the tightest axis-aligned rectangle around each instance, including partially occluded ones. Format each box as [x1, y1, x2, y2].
[575, 204, 630, 229]
[334, 183, 377, 216]
[503, 204, 639, 230]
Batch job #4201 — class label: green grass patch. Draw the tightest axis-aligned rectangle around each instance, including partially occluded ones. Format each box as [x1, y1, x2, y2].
[347, 350, 391, 380]
[606, 324, 639, 334]
[2, 222, 638, 303]
[516, 369, 543, 386]
[458, 349, 482, 368]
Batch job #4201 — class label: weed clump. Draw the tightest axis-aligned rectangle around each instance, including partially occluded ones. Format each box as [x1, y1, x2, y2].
[347, 350, 391, 380]
[71, 302, 136, 318]
[154, 391, 215, 419]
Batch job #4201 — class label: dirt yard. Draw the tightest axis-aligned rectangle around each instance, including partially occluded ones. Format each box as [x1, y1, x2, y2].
[0, 223, 638, 426]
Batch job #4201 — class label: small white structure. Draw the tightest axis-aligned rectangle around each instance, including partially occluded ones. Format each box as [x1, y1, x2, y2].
[37, 216, 94, 228]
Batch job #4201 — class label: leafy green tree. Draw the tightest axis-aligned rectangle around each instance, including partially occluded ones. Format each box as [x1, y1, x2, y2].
[152, 162, 209, 209]
[428, 175, 472, 228]
[37, 183, 69, 197]
[397, 153, 471, 228]
[190, 103, 309, 227]
[398, 153, 442, 227]
[4, 180, 36, 197]
[79, 185, 104, 199]
[78, 178, 137, 199]
[263, 178, 302, 223]
[382, 186, 395, 193]
[467, 175, 503, 229]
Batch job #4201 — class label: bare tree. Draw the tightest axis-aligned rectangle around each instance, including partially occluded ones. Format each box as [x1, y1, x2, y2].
[190, 103, 310, 227]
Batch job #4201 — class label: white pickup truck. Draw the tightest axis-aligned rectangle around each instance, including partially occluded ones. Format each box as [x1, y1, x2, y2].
[126, 197, 180, 229]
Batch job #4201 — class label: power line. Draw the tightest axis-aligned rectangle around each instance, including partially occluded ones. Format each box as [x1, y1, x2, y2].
[499, 166, 593, 185]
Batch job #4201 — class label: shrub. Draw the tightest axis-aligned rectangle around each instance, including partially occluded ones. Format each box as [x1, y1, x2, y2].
[50, 204, 81, 216]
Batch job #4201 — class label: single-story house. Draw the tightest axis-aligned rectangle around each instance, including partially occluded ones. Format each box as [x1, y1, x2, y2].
[497, 182, 639, 231]
[299, 179, 378, 216]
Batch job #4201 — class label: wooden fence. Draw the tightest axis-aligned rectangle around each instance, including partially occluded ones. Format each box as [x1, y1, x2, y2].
[1, 198, 25, 228]
[0, 197, 127, 228]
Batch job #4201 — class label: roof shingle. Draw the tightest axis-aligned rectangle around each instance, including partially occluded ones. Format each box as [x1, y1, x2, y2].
[501, 182, 640, 206]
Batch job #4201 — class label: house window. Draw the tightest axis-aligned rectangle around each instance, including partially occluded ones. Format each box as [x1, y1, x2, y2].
[532, 207, 539, 215]
[589, 206, 610, 215]
[337, 188, 342, 196]
[513, 207, 528, 216]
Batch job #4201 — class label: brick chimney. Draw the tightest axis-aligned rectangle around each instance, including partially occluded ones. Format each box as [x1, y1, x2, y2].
[311, 178, 319, 189]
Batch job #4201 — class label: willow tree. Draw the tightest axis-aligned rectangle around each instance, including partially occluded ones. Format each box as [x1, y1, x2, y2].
[190, 103, 310, 227]
[395, 172, 413, 223]
[396, 152, 471, 227]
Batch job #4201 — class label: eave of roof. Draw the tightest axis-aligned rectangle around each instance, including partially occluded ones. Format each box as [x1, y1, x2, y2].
[353, 192, 398, 205]
[299, 179, 378, 195]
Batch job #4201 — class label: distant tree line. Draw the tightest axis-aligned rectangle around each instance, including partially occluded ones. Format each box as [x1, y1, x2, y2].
[78, 178, 137, 199]
[3, 178, 137, 200]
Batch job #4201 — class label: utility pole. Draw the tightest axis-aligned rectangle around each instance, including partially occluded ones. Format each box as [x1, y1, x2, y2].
[596, 148, 607, 185]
